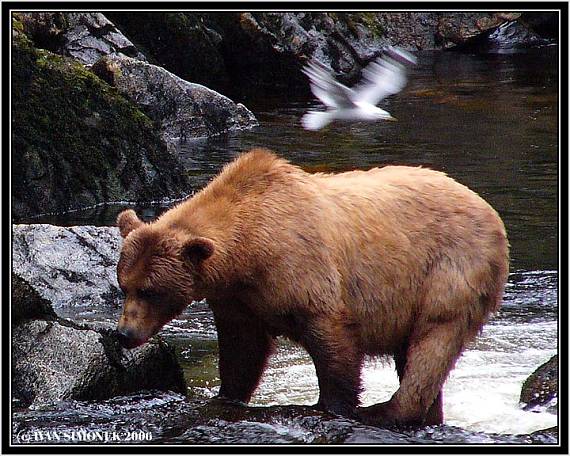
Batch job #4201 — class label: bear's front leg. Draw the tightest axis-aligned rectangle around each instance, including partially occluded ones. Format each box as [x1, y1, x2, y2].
[211, 303, 274, 403]
[301, 316, 364, 418]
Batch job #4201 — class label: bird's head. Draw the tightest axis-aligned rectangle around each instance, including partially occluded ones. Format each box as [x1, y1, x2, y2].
[364, 104, 397, 122]
[378, 111, 398, 122]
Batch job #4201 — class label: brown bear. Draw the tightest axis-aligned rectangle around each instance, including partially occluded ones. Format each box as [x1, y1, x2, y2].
[115, 148, 509, 427]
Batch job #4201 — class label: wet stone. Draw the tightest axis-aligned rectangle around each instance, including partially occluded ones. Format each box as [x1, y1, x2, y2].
[12, 224, 122, 310]
[91, 55, 258, 144]
[520, 355, 558, 413]
[12, 319, 186, 409]
[11, 392, 557, 445]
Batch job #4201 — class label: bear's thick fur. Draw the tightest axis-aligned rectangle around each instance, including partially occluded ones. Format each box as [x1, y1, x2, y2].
[116, 148, 509, 426]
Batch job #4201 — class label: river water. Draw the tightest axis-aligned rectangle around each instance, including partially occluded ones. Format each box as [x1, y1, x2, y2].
[24, 47, 558, 442]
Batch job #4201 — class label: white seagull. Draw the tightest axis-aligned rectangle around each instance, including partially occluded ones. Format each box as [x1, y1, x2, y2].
[301, 47, 416, 131]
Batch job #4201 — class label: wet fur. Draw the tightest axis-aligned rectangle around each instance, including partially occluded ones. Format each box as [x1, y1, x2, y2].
[116, 148, 509, 426]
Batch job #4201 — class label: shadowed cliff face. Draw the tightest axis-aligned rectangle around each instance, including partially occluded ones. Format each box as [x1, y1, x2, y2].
[106, 12, 555, 97]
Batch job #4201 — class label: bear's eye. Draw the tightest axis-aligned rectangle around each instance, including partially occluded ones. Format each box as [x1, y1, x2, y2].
[138, 289, 162, 301]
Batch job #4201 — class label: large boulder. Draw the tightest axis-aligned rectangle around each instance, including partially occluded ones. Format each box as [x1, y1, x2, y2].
[11, 269, 186, 409]
[107, 12, 392, 92]
[92, 55, 258, 143]
[12, 224, 121, 309]
[14, 12, 146, 64]
[11, 41, 190, 221]
[105, 12, 230, 90]
[12, 319, 186, 408]
[520, 355, 558, 413]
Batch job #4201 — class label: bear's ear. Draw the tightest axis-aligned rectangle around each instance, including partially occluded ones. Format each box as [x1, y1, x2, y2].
[181, 237, 215, 265]
[117, 209, 144, 238]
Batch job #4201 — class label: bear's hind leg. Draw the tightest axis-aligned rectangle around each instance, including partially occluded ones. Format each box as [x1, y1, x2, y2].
[390, 319, 464, 425]
[212, 304, 274, 403]
[359, 320, 464, 427]
[396, 349, 444, 426]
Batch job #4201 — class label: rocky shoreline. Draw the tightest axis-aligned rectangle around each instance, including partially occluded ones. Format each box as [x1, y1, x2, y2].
[11, 223, 558, 443]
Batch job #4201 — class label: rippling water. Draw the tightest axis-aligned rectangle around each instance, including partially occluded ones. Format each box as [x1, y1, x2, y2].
[30, 47, 558, 441]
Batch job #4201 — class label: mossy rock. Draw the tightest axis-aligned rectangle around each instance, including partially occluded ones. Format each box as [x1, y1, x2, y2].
[11, 41, 190, 220]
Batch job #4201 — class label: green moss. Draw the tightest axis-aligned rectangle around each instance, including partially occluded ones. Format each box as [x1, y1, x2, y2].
[12, 15, 24, 33]
[327, 12, 384, 39]
[11, 41, 188, 219]
[356, 13, 384, 37]
[11, 15, 33, 47]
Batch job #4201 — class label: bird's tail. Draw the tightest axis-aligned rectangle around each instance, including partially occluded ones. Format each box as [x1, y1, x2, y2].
[301, 111, 332, 131]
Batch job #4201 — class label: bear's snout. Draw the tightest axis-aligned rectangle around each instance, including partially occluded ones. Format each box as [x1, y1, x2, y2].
[115, 326, 145, 349]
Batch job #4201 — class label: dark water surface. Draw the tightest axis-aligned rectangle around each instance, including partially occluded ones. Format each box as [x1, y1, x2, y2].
[20, 47, 559, 444]
[35, 48, 558, 272]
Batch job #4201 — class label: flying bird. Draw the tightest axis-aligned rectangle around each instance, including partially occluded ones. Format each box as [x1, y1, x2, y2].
[301, 47, 417, 131]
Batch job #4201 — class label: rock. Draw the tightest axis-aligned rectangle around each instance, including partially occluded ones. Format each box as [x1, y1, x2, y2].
[105, 12, 229, 91]
[12, 224, 121, 309]
[91, 55, 258, 143]
[12, 273, 57, 324]
[106, 12, 546, 96]
[209, 12, 390, 88]
[450, 20, 549, 53]
[12, 319, 185, 408]
[368, 13, 439, 51]
[11, 223, 186, 409]
[14, 12, 146, 64]
[11, 41, 190, 220]
[529, 426, 558, 444]
[520, 12, 558, 39]
[12, 392, 551, 444]
[106, 12, 391, 93]
[435, 12, 506, 48]
[485, 21, 548, 51]
[520, 355, 558, 413]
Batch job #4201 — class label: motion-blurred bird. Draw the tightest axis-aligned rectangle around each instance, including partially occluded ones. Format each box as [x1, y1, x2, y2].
[301, 47, 416, 131]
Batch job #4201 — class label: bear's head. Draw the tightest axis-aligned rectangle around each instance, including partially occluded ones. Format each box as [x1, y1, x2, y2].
[115, 209, 215, 348]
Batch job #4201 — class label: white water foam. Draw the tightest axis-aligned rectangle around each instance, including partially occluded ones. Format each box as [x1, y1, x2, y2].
[253, 319, 557, 435]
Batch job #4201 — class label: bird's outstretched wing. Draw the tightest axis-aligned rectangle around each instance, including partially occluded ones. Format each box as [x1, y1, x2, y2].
[354, 47, 416, 106]
[302, 60, 356, 109]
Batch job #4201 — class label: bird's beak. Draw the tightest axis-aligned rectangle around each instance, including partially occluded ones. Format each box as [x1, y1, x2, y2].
[386, 115, 398, 122]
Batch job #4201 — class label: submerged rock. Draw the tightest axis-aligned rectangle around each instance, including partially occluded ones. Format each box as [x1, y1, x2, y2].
[11, 41, 190, 220]
[450, 20, 549, 54]
[520, 355, 558, 413]
[14, 12, 146, 64]
[12, 224, 122, 309]
[483, 21, 548, 52]
[92, 55, 258, 143]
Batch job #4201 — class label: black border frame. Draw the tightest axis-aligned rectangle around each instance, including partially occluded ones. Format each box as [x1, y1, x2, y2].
[2, 2, 567, 453]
